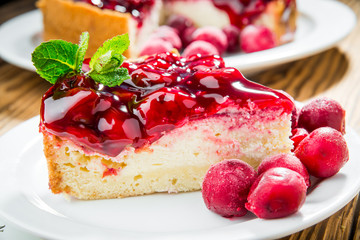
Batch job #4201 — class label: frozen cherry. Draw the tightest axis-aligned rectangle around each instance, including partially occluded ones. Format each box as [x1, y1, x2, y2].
[222, 25, 240, 52]
[167, 14, 194, 36]
[291, 105, 301, 129]
[298, 97, 346, 134]
[181, 26, 196, 48]
[240, 25, 276, 53]
[139, 38, 173, 56]
[202, 159, 257, 217]
[191, 26, 228, 54]
[152, 26, 182, 50]
[246, 167, 307, 219]
[294, 127, 349, 178]
[182, 40, 219, 58]
[257, 153, 310, 187]
[291, 128, 309, 151]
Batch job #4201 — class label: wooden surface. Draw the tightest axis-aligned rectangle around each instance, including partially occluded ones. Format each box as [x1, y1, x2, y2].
[0, 0, 360, 239]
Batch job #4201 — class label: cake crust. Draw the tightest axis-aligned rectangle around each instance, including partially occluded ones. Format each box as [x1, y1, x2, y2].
[37, 0, 133, 58]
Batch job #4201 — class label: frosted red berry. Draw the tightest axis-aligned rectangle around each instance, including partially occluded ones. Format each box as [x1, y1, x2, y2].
[222, 25, 240, 52]
[152, 26, 182, 50]
[202, 159, 257, 217]
[191, 26, 228, 54]
[240, 25, 276, 53]
[298, 97, 346, 134]
[291, 128, 309, 151]
[182, 40, 219, 58]
[246, 167, 307, 219]
[257, 153, 310, 187]
[139, 38, 173, 56]
[294, 127, 349, 178]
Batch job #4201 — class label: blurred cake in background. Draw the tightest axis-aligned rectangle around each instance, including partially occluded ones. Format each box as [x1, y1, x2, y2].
[37, 0, 297, 58]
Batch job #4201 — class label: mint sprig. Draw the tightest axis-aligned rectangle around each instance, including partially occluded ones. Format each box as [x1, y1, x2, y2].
[31, 32, 130, 87]
[32, 40, 78, 84]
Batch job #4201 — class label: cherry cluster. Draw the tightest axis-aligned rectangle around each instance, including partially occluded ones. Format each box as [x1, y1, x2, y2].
[202, 97, 349, 219]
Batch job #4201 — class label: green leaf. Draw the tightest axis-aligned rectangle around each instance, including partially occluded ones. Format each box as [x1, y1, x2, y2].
[90, 68, 130, 87]
[75, 32, 89, 72]
[31, 40, 79, 84]
[88, 33, 130, 87]
[92, 51, 124, 74]
[89, 34, 130, 72]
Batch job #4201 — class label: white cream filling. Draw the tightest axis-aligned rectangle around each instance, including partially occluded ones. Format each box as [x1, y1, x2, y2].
[163, 0, 230, 28]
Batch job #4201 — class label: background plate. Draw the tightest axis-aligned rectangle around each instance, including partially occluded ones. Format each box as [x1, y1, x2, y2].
[0, 117, 360, 240]
[0, 0, 356, 74]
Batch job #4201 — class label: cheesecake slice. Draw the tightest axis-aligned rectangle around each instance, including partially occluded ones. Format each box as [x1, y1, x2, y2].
[40, 52, 295, 200]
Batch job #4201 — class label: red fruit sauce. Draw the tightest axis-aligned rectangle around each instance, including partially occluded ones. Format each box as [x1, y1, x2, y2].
[40, 53, 294, 157]
[76, 0, 155, 27]
[211, 0, 293, 29]
[78, 0, 294, 30]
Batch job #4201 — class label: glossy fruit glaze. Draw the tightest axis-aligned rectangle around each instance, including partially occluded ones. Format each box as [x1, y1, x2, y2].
[76, 0, 155, 27]
[40, 52, 294, 157]
[211, 0, 289, 29]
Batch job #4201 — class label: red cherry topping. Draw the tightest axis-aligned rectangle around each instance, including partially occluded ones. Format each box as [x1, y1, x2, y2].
[77, 0, 155, 27]
[41, 53, 294, 157]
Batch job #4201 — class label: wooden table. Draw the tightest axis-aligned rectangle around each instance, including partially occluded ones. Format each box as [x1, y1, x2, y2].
[0, 0, 360, 239]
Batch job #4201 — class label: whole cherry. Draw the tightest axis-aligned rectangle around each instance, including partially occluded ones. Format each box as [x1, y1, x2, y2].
[257, 153, 310, 187]
[294, 127, 349, 178]
[222, 25, 240, 52]
[202, 159, 257, 217]
[298, 97, 346, 134]
[240, 25, 276, 53]
[191, 26, 228, 54]
[291, 128, 309, 151]
[182, 40, 219, 58]
[139, 38, 173, 56]
[152, 26, 182, 50]
[246, 167, 307, 219]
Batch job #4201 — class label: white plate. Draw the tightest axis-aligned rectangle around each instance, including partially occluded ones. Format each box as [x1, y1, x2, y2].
[0, 0, 356, 73]
[0, 117, 360, 240]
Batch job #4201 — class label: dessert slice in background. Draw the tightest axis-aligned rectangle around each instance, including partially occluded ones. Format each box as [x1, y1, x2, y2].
[37, 0, 297, 58]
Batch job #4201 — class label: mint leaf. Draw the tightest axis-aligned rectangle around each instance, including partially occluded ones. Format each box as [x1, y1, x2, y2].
[88, 33, 130, 87]
[75, 32, 89, 72]
[89, 34, 130, 71]
[90, 68, 129, 87]
[32, 40, 78, 84]
[92, 51, 124, 74]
